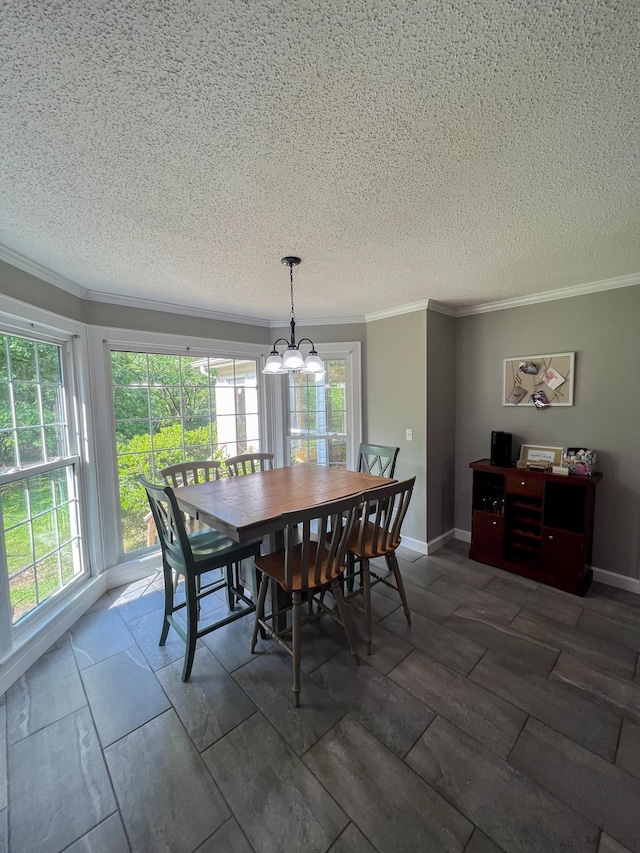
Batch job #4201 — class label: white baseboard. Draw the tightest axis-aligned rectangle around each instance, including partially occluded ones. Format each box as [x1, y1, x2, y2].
[0, 575, 106, 696]
[592, 567, 640, 595]
[425, 529, 455, 554]
[451, 529, 638, 596]
[105, 552, 163, 589]
[400, 535, 427, 555]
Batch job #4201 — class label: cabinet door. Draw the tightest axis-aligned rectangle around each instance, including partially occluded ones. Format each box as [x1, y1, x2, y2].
[541, 527, 584, 579]
[471, 511, 504, 565]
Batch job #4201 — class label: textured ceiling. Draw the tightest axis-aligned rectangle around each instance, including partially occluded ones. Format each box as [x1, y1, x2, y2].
[1, 0, 639, 322]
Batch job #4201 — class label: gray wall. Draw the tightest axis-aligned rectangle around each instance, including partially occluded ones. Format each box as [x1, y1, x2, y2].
[365, 311, 427, 544]
[427, 309, 456, 541]
[455, 286, 640, 579]
[0, 261, 85, 322]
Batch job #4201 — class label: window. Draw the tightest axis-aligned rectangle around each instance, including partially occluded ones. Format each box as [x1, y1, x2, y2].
[110, 352, 261, 553]
[288, 360, 348, 467]
[0, 331, 84, 628]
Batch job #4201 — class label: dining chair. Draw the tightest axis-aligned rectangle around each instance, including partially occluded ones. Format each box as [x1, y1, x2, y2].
[250, 493, 362, 707]
[346, 477, 415, 654]
[139, 475, 261, 681]
[357, 442, 400, 478]
[226, 452, 274, 477]
[160, 460, 222, 486]
[159, 460, 226, 600]
[345, 442, 401, 591]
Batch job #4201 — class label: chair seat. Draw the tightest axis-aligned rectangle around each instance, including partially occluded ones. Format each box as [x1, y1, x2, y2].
[348, 522, 400, 559]
[167, 529, 260, 572]
[256, 543, 344, 592]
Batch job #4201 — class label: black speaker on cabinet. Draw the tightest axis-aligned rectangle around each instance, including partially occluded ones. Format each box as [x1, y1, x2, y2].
[490, 431, 512, 467]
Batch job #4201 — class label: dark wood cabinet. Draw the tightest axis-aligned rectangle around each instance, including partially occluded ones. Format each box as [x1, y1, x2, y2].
[469, 459, 601, 595]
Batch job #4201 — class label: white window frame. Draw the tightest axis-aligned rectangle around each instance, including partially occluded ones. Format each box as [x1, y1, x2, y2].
[89, 326, 274, 569]
[274, 341, 362, 470]
[0, 294, 96, 663]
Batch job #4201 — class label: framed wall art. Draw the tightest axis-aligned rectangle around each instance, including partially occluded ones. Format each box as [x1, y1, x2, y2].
[503, 352, 575, 407]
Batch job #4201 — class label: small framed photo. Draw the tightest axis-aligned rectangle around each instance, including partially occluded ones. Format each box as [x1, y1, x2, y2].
[518, 445, 564, 467]
[503, 352, 575, 406]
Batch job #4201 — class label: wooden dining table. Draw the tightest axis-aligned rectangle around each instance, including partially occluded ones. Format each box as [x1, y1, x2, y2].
[174, 463, 394, 545]
[175, 464, 395, 631]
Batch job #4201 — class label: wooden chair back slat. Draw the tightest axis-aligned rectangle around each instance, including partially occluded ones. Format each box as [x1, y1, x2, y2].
[226, 452, 274, 477]
[281, 494, 361, 590]
[160, 460, 222, 487]
[356, 477, 416, 557]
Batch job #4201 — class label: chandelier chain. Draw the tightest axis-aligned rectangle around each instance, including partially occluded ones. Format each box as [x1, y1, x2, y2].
[290, 262, 295, 320]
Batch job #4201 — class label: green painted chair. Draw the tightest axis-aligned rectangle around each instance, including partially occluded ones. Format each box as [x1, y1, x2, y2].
[139, 475, 261, 681]
[356, 443, 400, 478]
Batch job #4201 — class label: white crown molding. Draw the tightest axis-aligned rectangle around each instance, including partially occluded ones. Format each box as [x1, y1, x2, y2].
[456, 272, 640, 317]
[3, 245, 638, 326]
[365, 299, 431, 322]
[0, 244, 88, 299]
[269, 315, 365, 328]
[84, 288, 268, 328]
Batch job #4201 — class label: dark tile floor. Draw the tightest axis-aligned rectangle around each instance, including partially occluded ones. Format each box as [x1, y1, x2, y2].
[2, 540, 640, 853]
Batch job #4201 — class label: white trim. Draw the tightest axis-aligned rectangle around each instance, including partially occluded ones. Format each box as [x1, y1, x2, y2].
[454, 528, 472, 543]
[85, 289, 269, 327]
[0, 574, 106, 695]
[366, 299, 431, 322]
[426, 528, 456, 554]
[3, 248, 638, 326]
[592, 567, 640, 595]
[452, 530, 638, 594]
[270, 315, 364, 328]
[105, 553, 163, 589]
[456, 273, 640, 317]
[0, 244, 88, 299]
[399, 535, 428, 555]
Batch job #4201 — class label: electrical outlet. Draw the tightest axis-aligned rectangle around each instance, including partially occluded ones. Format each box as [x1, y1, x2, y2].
[405, 428, 413, 441]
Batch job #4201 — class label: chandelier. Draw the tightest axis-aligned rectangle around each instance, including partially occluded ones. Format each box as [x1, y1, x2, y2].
[262, 256, 325, 375]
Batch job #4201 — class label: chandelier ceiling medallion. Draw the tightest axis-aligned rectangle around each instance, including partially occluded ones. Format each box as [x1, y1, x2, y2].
[262, 256, 325, 376]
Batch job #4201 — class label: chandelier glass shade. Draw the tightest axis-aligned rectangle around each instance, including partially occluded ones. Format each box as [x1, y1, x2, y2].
[262, 257, 325, 375]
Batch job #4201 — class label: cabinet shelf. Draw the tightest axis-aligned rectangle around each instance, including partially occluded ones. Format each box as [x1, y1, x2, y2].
[470, 459, 601, 596]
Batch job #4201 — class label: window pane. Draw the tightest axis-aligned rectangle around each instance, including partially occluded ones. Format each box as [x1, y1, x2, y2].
[17, 427, 44, 466]
[112, 351, 149, 384]
[117, 452, 153, 553]
[41, 385, 65, 424]
[37, 343, 62, 384]
[150, 387, 182, 419]
[234, 360, 258, 387]
[33, 510, 57, 561]
[181, 387, 211, 418]
[13, 383, 40, 427]
[180, 356, 211, 387]
[9, 338, 36, 382]
[0, 431, 16, 470]
[114, 386, 150, 420]
[44, 425, 68, 461]
[328, 438, 347, 468]
[4, 523, 33, 574]
[0, 336, 8, 380]
[57, 503, 72, 544]
[9, 566, 37, 624]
